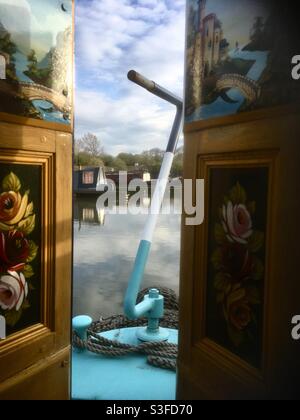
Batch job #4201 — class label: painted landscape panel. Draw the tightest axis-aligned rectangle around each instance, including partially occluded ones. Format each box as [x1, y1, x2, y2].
[0, 0, 72, 125]
[185, 0, 300, 122]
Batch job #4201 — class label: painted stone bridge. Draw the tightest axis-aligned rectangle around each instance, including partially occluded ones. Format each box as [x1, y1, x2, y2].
[17, 82, 70, 113]
[216, 73, 261, 103]
[0, 80, 70, 113]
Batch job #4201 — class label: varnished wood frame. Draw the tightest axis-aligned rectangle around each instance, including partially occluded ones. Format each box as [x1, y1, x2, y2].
[0, 150, 54, 353]
[184, 103, 300, 134]
[192, 151, 278, 385]
[0, 0, 74, 134]
[0, 112, 72, 134]
[0, 122, 72, 393]
[178, 110, 300, 400]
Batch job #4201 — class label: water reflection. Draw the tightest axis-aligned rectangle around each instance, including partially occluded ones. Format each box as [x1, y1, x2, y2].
[73, 195, 181, 319]
[74, 196, 106, 229]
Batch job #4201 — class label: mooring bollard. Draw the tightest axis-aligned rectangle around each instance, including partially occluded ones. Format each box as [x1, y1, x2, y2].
[72, 315, 93, 352]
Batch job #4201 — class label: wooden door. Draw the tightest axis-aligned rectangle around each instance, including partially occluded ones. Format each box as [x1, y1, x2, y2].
[178, 111, 300, 400]
[178, 0, 300, 400]
[0, 0, 73, 400]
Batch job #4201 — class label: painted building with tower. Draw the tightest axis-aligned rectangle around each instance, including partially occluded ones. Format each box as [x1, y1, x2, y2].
[196, 0, 224, 77]
[189, 0, 225, 109]
[202, 13, 223, 76]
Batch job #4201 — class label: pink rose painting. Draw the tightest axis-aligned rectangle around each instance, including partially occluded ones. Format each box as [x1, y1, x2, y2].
[208, 177, 267, 367]
[0, 171, 39, 330]
[0, 271, 28, 312]
[222, 202, 253, 244]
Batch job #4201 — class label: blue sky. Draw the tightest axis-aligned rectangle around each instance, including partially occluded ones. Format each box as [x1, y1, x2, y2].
[75, 0, 186, 155]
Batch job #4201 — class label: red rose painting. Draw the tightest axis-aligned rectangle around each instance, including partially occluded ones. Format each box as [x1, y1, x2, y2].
[0, 231, 30, 272]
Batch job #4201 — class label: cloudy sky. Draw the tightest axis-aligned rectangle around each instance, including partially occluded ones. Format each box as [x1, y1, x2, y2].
[75, 0, 186, 155]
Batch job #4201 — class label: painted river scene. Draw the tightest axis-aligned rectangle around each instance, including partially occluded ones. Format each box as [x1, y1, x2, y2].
[185, 0, 300, 122]
[0, 0, 72, 123]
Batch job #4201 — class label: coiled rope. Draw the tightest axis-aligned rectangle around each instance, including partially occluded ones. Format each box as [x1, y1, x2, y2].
[72, 287, 179, 371]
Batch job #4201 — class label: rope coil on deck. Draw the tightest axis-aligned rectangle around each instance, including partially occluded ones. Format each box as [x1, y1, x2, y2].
[72, 287, 179, 371]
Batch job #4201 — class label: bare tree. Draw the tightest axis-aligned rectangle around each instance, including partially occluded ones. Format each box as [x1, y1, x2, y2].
[76, 133, 103, 156]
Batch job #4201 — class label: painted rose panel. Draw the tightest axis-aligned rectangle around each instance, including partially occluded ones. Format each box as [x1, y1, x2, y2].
[0, 163, 42, 337]
[205, 167, 269, 368]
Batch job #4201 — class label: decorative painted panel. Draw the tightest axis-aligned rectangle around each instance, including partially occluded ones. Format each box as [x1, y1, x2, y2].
[0, 0, 72, 126]
[0, 163, 42, 337]
[185, 0, 300, 123]
[206, 166, 269, 368]
[0, 147, 55, 345]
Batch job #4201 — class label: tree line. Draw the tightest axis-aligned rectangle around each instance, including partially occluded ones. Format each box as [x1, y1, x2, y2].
[75, 133, 183, 179]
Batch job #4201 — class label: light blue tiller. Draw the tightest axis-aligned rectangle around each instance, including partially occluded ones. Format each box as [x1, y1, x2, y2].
[124, 70, 183, 343]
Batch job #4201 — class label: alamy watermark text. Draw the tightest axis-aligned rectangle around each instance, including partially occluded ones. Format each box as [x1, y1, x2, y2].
[97, 175, 205, 226]
[292, 315, 300, 341]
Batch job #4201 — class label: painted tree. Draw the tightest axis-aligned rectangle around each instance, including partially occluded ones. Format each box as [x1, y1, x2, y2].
[0, 33, 16, 55]
[0, 33, 17, 80]
[250, 17, 265, 43]
[27, 49, 38, 74]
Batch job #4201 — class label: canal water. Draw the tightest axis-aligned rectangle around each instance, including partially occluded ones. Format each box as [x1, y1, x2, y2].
[73, 195, 181, 320]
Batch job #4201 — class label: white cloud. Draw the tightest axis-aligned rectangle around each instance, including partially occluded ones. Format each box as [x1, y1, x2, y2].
[75, 87, 176, 155]
[75, 0, 186, 155]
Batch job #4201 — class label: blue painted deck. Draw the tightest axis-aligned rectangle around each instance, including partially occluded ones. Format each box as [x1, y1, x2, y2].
[72, 327, 178, 400]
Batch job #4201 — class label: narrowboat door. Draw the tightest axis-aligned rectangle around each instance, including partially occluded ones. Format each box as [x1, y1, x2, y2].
[178, 0, 300, 400]
[0, 0, 73, 400]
